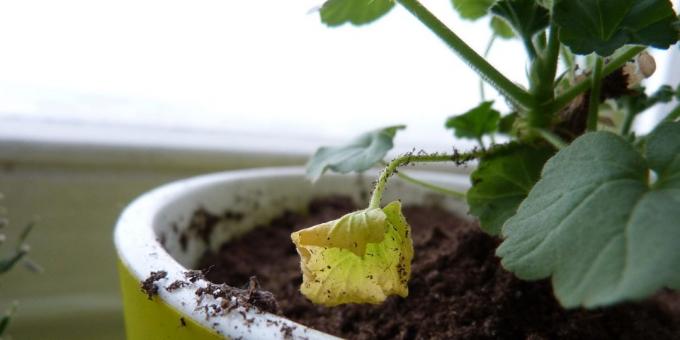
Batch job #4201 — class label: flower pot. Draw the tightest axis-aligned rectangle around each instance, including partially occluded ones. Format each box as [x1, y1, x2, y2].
[114, 166, 470, 339]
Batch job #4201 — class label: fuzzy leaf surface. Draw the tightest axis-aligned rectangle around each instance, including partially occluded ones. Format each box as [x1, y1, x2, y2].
[320, 0, 395, 27]
[306, 125, 405, 181]
[491, 0, 550, 41]
[553, 0, 680, 56]
[498, 125, 680, 308]
[445, 101, 500, 140]
[467, 143, 554, 235]
[291, 201, 413, 306]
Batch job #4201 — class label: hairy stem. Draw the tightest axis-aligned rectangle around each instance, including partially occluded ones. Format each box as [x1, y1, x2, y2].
[397, 0, 534, 109]
[480, 34, 497, 101]
[380, 161, 466, 200]
[587, 57, 604, 131]
[551, 46, 645, 115]
[369, 151, 482, 208]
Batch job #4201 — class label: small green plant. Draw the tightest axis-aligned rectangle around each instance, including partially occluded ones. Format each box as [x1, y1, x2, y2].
[0, 195, 39, 338]
[291, 0, 680, 308]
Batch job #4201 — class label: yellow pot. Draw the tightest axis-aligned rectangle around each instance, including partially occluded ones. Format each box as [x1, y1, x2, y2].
[114, 167, 470, 339]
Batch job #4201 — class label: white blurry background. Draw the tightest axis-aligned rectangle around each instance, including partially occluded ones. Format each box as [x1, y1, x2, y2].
[0, 0, 673, 155]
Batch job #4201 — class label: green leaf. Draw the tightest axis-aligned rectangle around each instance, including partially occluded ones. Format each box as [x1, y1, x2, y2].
[490, 16, 516, 39]
[490, 0, 550, 42]
[291, 201, 413, 306]
[445, 101, 500, 140]
[497, 126, 680, 308]
[0, 251, 27, 274]
[451, 0, 496, 20]
[320, 0, 395, 27]
[467, 143, 555, 235]
[306, 125, 406, 181]
[553, 0, 680, 56]
[498, 112, 518, 134]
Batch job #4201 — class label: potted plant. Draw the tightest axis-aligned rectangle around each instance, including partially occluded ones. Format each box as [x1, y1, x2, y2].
[115, 0, 680, 338]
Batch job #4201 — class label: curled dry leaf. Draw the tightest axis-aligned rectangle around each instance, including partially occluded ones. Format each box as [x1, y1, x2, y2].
[290, 201, 413, 306]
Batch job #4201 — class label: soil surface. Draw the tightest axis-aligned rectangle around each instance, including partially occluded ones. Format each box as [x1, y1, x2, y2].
[197, 196, 680, 340]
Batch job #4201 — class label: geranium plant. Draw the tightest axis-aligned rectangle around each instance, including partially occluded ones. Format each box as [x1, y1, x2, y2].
[292, 0, 680, 309]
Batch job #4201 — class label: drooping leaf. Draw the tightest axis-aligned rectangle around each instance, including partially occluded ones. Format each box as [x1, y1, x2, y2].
[320, 0, 395, 27]
[291, 201, 414, 306]
[498, 125, 680, 308]
[490, 16, 516, 39]
[306, 125, 405, 181]
[451, 0, 496, 20]
[445, 101, 500, 140]
[553, 0, 680, 56]
[467, 143, 555, 235]
[491, 0, 550, 42]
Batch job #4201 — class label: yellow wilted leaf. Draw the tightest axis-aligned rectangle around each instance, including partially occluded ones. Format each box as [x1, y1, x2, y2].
[290, 201, 413, 306]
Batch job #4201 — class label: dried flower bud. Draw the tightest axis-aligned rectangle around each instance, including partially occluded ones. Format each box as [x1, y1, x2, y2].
[622, 51, 656, 89]
[637, 52, 656, 78]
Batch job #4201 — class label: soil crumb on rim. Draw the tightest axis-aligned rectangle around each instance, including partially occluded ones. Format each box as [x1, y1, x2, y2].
[141, 270, 168, 300]
[196, 196, 680, 339]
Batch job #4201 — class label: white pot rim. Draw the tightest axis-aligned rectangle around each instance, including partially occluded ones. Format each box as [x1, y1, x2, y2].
[114, 166, 470, 339]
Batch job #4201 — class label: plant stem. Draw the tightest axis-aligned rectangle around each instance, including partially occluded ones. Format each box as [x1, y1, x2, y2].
[542, 26, 561, 97]
[476, 137, 486, 150]
[533, 128, 567, 150]
[663, 104, 680, 123]
[620, 106, 636, 135]
[380, 162, 466, 200]
[369, 151, 482, 208]
[551, 46, 645, 115]
[587, 57, 604, 131]
[480, 34, 497, 101]
[396, 0, 534, 110]
[523, 38, 538, 61]
[528, 26, 561, 128]
[560, 45, 576, 82]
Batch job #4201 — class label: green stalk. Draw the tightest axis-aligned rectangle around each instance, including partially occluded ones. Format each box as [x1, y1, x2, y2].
[369, 151, 482, 209]
[380, 162, 466, 200]
[480, 34, 497, 101]
[586, 57, 604, 131]
[560, 45, 576, 82]
[663, 104, 680, 123]
[533, 128, 567, 150]
[541, 26, 561, 100]
[523, 38, 538, 61]
[551, 46, 645, 115]
[620, 106, 636, 135]
[397, 0, 534, 110]
[528, 26, 561, 128]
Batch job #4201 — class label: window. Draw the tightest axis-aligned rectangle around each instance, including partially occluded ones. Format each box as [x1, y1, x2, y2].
[0, 0, 675, 153]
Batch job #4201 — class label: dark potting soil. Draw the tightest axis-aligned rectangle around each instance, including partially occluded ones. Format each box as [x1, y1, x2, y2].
[196, 196, 680, 339]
